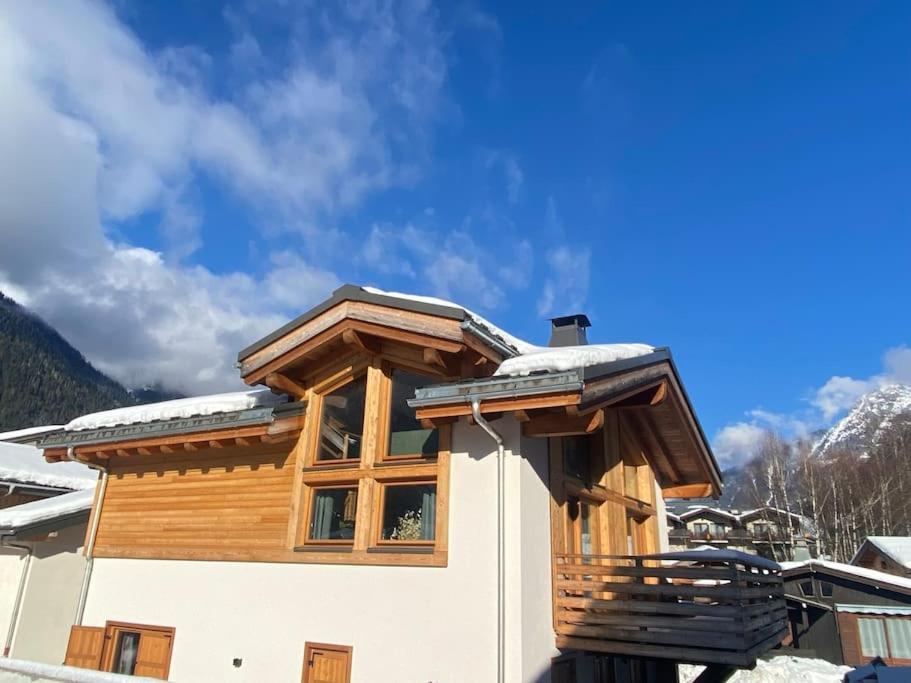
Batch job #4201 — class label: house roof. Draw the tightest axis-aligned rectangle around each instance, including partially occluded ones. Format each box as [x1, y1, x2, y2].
[0, 487, 94, 537]
[0, 441, 96, 490]
[679, 506, 740, 522]
[781, 559, 911, 597]
[0, 425, 64, 444]
[851, 537, 911, 569]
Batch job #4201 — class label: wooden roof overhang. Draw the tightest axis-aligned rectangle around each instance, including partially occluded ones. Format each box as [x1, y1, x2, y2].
[409, 349, 723, 499]
[235, 284, 519, 390]
[39, 403, 306, 466]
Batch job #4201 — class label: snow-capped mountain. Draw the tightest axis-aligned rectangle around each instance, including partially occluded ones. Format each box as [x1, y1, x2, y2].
[813, 384, 911, 458]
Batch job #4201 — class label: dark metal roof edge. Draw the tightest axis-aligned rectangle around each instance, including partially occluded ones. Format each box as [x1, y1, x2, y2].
[782, 562, 911, 597]
[0, 481, 75, 494]
[36, 405, 289, 449]
[237, 284, 469, 361]
[1, 508, 91, 540]
[1, 429, 66, 445]
[408, 370, 583, 407]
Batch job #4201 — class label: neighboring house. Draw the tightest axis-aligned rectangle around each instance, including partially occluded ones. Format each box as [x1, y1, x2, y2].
[33, 284, 787, 683]
[782, 559, 911, 667]
[667, 505, 816, 561]
[0, 438, 95, 510]
[0, 489, 93, 664]
[852, 537, 911, 579]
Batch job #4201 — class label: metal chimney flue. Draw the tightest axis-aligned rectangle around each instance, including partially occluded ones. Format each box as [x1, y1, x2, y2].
[548, 314, 591, 347]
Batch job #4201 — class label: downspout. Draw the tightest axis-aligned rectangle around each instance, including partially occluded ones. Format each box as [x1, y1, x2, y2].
[471, 399, 506, 683]
[65, 447, 109, 625]
[1, 536, 31, 657]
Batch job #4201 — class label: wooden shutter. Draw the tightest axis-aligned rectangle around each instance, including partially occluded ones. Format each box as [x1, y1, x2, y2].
[302, 643, 352, 683]
[132, 631, 174, 680]
[63, 626, 105, 670]
[837, 612, 862, 665]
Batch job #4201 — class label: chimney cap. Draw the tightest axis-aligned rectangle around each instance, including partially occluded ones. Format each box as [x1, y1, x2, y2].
[550, 314, 591, 329]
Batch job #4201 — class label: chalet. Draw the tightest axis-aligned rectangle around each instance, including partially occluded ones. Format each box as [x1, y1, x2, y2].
[34, 284, 787, 682]
[852, 538, 911, 580]
[667, 506, 816, 561]
[782, 559, 911, 667]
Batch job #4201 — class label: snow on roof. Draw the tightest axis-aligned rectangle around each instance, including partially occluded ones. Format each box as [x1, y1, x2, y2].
[65, 389, 286, 432]
[0, 425, 64, 443]
[0, 441, 96, 490]
[856, 536, 911, 569]
[679, 655, 850, 683]
[679, 506, 740, 521]
[0, 487, 94, 531]
[362, 286, 540, 355]
[780, 558, 911, 593]
[494, 343, 656, 377]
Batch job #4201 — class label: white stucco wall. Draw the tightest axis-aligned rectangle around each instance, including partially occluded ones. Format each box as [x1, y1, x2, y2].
[10, 524, 87, 664]
[80, 420, 558, 683]
[0, 550, 26, 653]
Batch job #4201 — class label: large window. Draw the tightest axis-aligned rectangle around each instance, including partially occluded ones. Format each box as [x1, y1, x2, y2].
[317, 375, 367, 462]
[378, 482, 437, 543]
[295, 361, 450, 565]
[857, 616, 911, 661]
[386, 370, 439, 460]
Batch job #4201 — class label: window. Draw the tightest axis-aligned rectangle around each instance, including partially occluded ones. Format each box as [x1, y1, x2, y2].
[563, 436, 591, 483]
[378, 482, 436, 542]
[799, 580, 815, 597]
[294, 360, 450, 565]
[112, 631, 141, 674]
[753, 522, 769, 537]
[386, 370, 439, 460]
[318, 375, 367, 462]
[820, 581, 833, 597]
[859, 618, 888, 658]
[887, 619, 911, 659]
[308, 486, 358, 543]
[692, 522, 709, 539]
[709, 523, 727, 537]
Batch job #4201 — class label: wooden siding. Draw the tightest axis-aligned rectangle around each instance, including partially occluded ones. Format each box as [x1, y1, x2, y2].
[93, 442, 297, 562]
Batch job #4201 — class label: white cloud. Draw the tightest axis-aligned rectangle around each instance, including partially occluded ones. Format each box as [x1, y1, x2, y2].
[537, 246, 591, 317]
[483, 150, 524, 204]
[713, 422, 768, 469]
[0, 0, 447, 395]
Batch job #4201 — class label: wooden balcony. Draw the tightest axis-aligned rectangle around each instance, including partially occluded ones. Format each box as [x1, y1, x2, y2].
[553, 550, 788, 667]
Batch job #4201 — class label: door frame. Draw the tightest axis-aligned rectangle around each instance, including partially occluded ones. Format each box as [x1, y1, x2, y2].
[302, 642, 353, 683]
[100, 620, 175, 679]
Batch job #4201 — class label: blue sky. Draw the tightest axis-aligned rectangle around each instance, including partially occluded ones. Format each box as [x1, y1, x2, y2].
[0, 1, 909, 466]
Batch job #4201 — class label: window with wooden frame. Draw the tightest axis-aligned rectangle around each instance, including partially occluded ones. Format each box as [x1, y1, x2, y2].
[65, 622, 174, 680]
[292, 357, 450, 565]
[854, 615, 911, 663]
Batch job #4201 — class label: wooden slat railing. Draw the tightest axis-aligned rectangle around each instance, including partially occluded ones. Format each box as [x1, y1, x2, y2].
[553, 551, 788, 667]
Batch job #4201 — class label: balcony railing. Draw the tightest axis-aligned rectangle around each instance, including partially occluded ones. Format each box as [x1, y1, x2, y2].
[553, 550, 787, 667]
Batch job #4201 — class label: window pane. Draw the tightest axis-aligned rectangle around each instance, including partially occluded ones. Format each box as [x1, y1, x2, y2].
[113, 632, 140, 675]
[887, 619, 911, 659]
[859, 618, 888, 657]
[564, 436, 590, 482]
[318, 376, 366, 461]
[388, 370, 438, 458]
[799, 581, 815, 597]
[380, 484, 436, 541]
[309, 488, 358, 541]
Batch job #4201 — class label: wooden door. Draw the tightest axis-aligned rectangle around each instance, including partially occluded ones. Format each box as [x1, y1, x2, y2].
[133, 631, 174, 679]
[302, 643, 352, 683]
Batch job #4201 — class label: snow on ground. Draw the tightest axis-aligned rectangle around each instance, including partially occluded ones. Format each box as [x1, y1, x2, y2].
[494, 343, 655, 377]
[0, 442, 96, 490]
[65, 388, 285, 431]
[0, 488, 94, 530]
[679, 656, 850, 683]
[780, 558, 911, 592]
[0, 425, 64, 442]
[0, 657, 158, 682]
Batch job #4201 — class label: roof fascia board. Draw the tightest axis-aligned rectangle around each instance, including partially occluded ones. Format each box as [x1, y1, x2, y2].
[408, 371, 583, 408]
[1, 509, 91, 540]
[238, 284, 468, 362]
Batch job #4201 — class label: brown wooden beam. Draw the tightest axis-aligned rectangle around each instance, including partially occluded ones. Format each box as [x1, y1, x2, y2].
[264, 372, 308, 399]
[342, 328, 382, 355]
[522, 409, 604, 438]
[415, 391, 581, 421]
[661, 483, 714, 498]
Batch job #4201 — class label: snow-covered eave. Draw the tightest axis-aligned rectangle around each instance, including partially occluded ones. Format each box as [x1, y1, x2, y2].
[851, 537, 911, 570]
[0, 489, 94, 539]
[781, 559, 911, 596]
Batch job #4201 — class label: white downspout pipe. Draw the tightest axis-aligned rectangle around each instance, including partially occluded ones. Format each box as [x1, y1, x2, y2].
[471, 399, 506, 683]
[1, 537, 31, 657]
[65, 447, 109, 625]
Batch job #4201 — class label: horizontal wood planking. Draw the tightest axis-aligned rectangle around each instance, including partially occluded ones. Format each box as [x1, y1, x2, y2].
[93, 442, 296, 557]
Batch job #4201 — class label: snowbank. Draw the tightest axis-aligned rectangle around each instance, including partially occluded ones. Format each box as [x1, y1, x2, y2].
[781, 558, 911, 592]
[0, 488, 94, 531]
[65, 388, 285, 431]
[679, 656, 850, 683]
[0, 442, 96, 490]
[494, 343, 655, 377]
[0, 426, 64, 443]
[0, 657, 158, 682]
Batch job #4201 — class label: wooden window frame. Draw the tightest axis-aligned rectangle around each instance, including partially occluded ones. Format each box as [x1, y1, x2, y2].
[303, 482, 361, 547]
[100, 621, 175, 680]
[289, 357, 450, 566]
[302, 642, 353, 683]
[850, 614, 911, 665]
